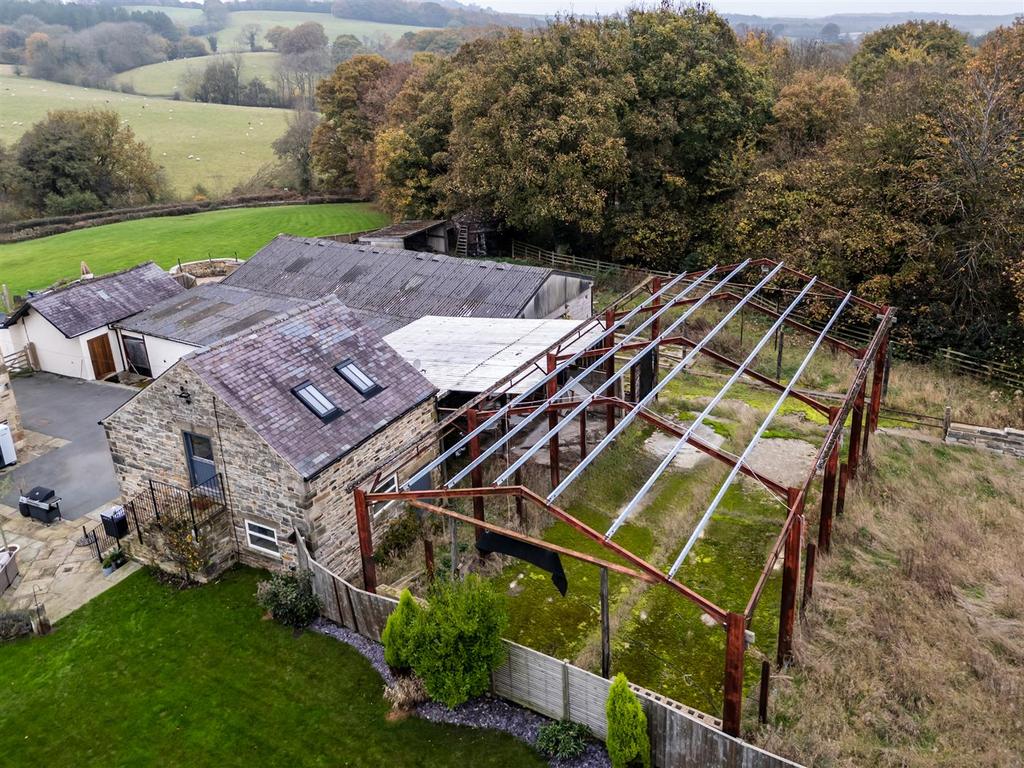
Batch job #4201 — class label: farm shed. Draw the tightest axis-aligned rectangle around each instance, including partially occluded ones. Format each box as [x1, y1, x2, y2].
[357, 219, 453, 253]
[0, 263, 184, 381]
[101, 299, 438, 577]
[222, 235, 593, 333]
[383, 316, 604, 396]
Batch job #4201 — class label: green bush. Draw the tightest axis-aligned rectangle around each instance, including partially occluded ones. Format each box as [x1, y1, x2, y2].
[381, 588, 420, 672]
[256, 570, 322, 629]
[606, 673, 650, 768]
[409, 574, 507, 708]
[372, 510, 421, 567]
[536, 719, 590, 760]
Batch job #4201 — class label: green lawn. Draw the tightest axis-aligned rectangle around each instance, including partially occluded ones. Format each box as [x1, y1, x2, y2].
[0, 568, 546, 767]
[0, 203, 388, 295]
[0, 72, 288, 195]
[115, 52, 282, 97]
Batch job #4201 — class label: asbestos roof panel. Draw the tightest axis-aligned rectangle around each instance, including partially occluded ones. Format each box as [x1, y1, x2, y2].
[185, 299, 437, 479]
[117, 284, 306, 347]
[222, 235, 554, 327]
[16, 262, 184, 337]
[360, 219, 446, 239]
[383, 316, 602, 394]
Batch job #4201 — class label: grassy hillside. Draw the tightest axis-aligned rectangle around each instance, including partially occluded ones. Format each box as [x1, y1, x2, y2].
[114, 52, 282, 97]
[0, 72, 287, 195]
[120, 6, 432, 49]
[0, 203, 387, 294]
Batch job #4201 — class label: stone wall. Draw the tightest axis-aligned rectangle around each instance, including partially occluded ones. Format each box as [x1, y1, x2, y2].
[945, 422, 1024, 458]
[103, 360, 438, 580]
[0, 363, 20, 440]
[308, 399, 437, 579]
[170, 258, 241, 279]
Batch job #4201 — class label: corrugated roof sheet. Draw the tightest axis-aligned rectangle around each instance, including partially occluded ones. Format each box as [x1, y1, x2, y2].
[360, 219, 446, 239]
[222, 235, 554, 329]
[384, 316, 602, 394]
[117, 284, 306, 347]
[185, 299, 436, 479]
[10, 262, 184, 337]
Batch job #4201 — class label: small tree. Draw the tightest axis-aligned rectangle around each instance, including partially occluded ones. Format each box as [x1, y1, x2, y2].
[409, 574, 507, 708]
[381, 588, 419, 672]
[605, 674, 650, 768]
[160, 515, 212, 584]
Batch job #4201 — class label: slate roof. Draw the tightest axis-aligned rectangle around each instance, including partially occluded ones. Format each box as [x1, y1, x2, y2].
[360, 219, 446, 239]
[3, 262, 184, 337]
[222, 235, 555, 330]
[184, 298, 436, 479]
[117, 284, 305, 347]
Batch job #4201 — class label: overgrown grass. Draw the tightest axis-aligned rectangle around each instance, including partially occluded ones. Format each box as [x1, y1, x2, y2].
[757, 435, 1024, 766]
[0, 567, 546, 767]
[0, 72, 288, 195]
[0, 203, 387, 294]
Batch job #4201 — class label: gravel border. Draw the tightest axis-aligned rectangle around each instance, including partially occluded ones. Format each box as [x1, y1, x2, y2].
[311, 618, 610, 768]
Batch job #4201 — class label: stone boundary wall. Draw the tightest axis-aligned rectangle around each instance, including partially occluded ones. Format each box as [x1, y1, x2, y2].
[945, 423, 1024, 458]
[169, 258, 241, 279]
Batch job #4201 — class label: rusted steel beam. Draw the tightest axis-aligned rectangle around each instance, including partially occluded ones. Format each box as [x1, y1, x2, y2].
[722, 611, 747, 737]
[547, 352, 560, 489]
[466, 409, 486, 542]
[366, 486, 517, 502]
[406, 499, 660, 584]
[758, 660, 770, 725]
[353, 488, 377, 594]
[848, 379, 865, 477]
[869, 328, 889, 433]
[744, 505, 798, 619]
[579, 408, 588, 460]
[629, 404, 789, 499]
[835, 462, 850, 518]
[818, 407, 840, 554]
[777, 490, 803, 667]
[516, 486, 729, 624]
[802, 540, 816, 616]
[604, 308, 616, 434]
[423, 536, 435, 581]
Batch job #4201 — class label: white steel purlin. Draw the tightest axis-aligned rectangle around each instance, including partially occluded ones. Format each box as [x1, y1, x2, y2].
[666, 290, 854, 579]
[603, 276, 819, 540]
[400, 267, 705, 491]
[538, 262, 787, 500]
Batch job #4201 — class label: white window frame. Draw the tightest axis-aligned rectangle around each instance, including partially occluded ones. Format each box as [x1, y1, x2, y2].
[293, 381, 341, 421]
[371, 474, 399, 520]
[244, 519, 281, 557]
[336, 359, 380, 397]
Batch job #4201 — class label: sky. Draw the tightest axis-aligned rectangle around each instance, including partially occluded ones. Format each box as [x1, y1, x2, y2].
[478, 0, 1024, 18]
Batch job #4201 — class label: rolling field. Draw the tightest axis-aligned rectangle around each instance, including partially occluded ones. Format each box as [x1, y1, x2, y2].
[0, 73, 287, 195]
[121, 6, 432, 49]
[0, 203, 388, 294]
[114, 52, 282, 97]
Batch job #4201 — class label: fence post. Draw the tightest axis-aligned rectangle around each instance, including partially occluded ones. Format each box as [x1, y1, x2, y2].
[943, 406, 952, 439]
[561, 659, 571, 721]
[149, 478, 160, 522]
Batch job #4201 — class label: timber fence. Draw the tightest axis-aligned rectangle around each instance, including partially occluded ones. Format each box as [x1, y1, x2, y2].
[509, 241, 1024, 392]
[294, 532, 801, 768]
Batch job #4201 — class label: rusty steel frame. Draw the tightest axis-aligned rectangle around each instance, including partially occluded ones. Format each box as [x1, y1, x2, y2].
[350, 259, 894, 738]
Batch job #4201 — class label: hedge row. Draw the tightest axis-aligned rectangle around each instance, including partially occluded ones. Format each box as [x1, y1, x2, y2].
[0, 193, 365, 244]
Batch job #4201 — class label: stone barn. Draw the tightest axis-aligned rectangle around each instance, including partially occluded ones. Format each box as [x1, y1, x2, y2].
[101, 299, 437, 578]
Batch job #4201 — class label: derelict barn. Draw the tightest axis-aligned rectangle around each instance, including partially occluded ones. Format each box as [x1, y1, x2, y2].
[343, 258, 894, 738]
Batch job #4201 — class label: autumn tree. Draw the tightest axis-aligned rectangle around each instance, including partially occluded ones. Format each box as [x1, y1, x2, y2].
[273, 109, 320, 193]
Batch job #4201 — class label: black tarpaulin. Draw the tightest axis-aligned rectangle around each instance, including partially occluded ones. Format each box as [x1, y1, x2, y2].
[476, 531, 568, 596]
[637, 348, 656, 400]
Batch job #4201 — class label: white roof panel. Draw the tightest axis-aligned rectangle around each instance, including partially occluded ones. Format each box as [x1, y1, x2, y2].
[384, 316, 601, 394]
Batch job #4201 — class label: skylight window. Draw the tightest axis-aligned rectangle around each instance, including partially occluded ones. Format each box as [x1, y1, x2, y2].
[293, 382, 342, 422]
[336, 359, 381, 397]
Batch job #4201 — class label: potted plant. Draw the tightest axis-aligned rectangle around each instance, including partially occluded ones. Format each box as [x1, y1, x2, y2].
[101, 546, 127, 576]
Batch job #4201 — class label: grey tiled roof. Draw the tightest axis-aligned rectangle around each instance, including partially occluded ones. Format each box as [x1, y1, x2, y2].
[6, 262, 184, 337]
[185, 298, 436, 479]
[360, 219, 446, 238]
[117, 284, 305, 347]
[222, 235, 553, 329]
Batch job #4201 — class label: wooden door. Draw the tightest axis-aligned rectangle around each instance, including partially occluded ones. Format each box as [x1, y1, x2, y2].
[87, 334, 116, 380]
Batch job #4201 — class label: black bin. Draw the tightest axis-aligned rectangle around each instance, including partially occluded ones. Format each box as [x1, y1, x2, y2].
[101, 507, 129, 539]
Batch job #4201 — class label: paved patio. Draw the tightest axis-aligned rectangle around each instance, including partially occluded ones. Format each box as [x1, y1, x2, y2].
[0, 502, 139, 622]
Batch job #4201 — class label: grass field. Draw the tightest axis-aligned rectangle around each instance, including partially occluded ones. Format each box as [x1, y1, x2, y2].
[0, 567, 546, 767]
[114, 52, 282, 97]
[0, 203, 388, 295]
[120, 6, 432, 49]
[0, 72, 287, 195]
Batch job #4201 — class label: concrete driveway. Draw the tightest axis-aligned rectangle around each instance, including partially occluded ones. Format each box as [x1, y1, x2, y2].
[1, 373, 135, 520]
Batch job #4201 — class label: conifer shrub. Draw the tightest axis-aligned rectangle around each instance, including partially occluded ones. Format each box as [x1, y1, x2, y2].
[605, 673, 650, 768]
[408, 574, 508, 708]
[381, 588, 420, 672]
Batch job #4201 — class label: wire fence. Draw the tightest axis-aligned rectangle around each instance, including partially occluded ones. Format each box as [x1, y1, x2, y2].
[509, 241, 1024, 392]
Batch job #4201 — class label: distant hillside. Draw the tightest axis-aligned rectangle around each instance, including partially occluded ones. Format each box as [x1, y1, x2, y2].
[725, 11, 1020, 40]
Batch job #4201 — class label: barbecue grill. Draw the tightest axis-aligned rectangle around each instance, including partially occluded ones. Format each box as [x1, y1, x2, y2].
[18, 486, 62, 524]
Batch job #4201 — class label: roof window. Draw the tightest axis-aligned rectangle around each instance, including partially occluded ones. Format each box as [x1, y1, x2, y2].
[293, 382, 342, 422]
[336, 359, 381, 397]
